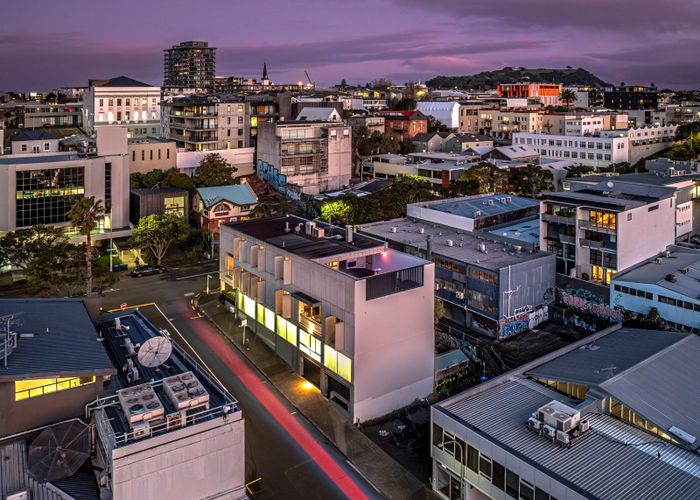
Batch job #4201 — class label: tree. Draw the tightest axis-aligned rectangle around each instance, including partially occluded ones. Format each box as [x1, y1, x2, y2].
[0, 225, 67, 269]
[455, 163, 508, 195]
[434, 298, 445, 326]
[67, 196, 105, 295]
[24, 241, 116, 297]
[565, 165, 596, 178]
[508, 165, 554, 196]
[370, 78, 393, 89]
[163, 168, 195, 192]
[250, 197, 295, 219]
[194, 153, 238, 187]
[130, 213, 190, 265]
[390, 97, 416, 111]
[559, 89, 577, 109]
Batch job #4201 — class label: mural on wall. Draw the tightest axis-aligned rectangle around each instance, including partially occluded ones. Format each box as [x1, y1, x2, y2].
[498, 305, 549, 338]
[561, 287, 623, 322]
[257, 160, 287, 194]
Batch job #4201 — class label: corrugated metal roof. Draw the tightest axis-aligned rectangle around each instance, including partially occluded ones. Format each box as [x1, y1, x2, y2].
[0, 299, 115, 381]
[601, 334, 700, 450]
[195, 183, 257, 209]
[440, 378, 700, 500]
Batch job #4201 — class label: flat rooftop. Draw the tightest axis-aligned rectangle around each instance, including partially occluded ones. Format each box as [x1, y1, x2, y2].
[573, 172, 700, 187]
[413, 194, 539, 219]
[488, 217, 541, 246]
[226, 215, 382, 260]
[0, 299, 114, 381]
[94, 312, 238, 449]
[0, 153, 84, 165]
[360, 218, 548, 270]
[437, 327, 700, 499]
[613, 246, 700, 297]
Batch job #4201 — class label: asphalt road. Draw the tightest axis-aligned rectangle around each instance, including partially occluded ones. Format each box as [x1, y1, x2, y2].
[101, 262, 381, 500]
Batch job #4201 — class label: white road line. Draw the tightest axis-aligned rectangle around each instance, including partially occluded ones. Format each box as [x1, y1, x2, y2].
[152, 302, 227, 389]
[174, 271, 220, 281]
[183, 292, 194, 297]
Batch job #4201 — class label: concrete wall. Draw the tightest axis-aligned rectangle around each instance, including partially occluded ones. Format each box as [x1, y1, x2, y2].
[616, 200, 675, 272]
[611, 280, 700, 329]
[128, 141, 177, 173]
[0, 378, 105, 437]
[352, 263, 435, 422]
[11, 139, 59, 155]
[111, 414, 245, 500]
[177, 148, 255, 178]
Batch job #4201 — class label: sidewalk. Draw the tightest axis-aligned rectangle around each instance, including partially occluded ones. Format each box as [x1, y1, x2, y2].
[197, 295, 435, 500]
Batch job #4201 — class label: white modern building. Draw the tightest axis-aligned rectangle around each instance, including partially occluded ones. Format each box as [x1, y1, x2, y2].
[0, 127, 131, 238]
[612, 246, 700, 332]
[541, 182, 676, 284]
[219, 216, 435, 422]
[417, 101, 461, 129]
[257, 121, 352, 196]
[513, 132, 629, 168]
[83, 76, 161, 138]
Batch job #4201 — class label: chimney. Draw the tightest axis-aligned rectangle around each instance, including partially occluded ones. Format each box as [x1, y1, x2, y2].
[345, 224, 353, 243]
[426, 235, 433, 257]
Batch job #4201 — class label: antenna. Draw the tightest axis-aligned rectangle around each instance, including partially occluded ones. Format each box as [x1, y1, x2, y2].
[137, 336, 173, 368]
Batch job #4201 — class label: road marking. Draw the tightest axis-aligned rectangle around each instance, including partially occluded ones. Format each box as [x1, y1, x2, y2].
[103, 288, 121, 294]
[152, 302, 227, 389]
[245, 477, 262, 496]
[290, 411, 297, 415]
[175, 271, 220, 281]
[106, 302, 155, 313]
[190, 313, 203, 320]
[183, 292, 194, 297]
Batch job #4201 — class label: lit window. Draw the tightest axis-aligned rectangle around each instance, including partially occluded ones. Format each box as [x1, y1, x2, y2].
[15, 376, 96, 401]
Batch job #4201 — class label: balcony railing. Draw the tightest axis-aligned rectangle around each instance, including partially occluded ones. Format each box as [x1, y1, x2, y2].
[541, 213, 575, 225]
[579, 238, 604, 249]
[579, 220, 616, 234]
[559, 234, 575, 244]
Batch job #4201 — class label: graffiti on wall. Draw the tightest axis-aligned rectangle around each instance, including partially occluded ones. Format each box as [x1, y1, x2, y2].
[257, 160, 287, 194]
[499, 313, 529, 338]
[561, 287, 623, 321]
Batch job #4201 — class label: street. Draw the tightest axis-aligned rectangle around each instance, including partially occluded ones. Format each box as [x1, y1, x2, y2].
[101, 262, 381, 500]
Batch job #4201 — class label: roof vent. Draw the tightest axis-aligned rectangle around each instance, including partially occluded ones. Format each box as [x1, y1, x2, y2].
[665, 273, 677, 283]
[390, 226, 398, 233]
[418, 227, 425, 234]
[446, 239, 454, 247]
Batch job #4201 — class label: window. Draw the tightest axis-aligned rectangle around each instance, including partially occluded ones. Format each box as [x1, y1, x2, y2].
[108, 99, 113, 106]
[21, 144, 27, 152]
[126, 98, 130, 106]
[141, 150, 145, 161]
[43, 142, 50, 151]
[150, 150, 153, 161]
[535, 487, 549, 500]
[15, 167, 85, 227]
[299, 329, 322, 362]
[627, 213, 632, 221]
[15, 376, 95, 401]
[158, 149, 161, 160]
[479, 454, 492, 480]
[648, 204, 659, 212]
[492, 461, 505, 491]
[467, 445, 479, 473]
[276, 315, 297, 345]
[117, 98, 122, 106]
[506, 470, 520, 499]
[324, 345, 352, 382]
[520, 480, 534, 500]
[99, 98, 104, 107]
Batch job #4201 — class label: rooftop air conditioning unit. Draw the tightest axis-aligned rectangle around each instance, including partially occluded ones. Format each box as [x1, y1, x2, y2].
[390, 226, 398, 233]
[474, 210, 482, 217]
[312, 227, 326, 238]
[500, 197, 507, 203]
[305, 221, 316, 235]
[487, 200, 494, 206]
[455, 291, 465, 300]
[537, 401, 581, 432]
[418, 227, 425, 234]
[446, 239, 454, 247]
[131, 421, 151, 440]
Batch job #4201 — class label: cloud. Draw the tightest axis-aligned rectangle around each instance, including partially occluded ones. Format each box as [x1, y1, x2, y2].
[398, 0, 700, 32]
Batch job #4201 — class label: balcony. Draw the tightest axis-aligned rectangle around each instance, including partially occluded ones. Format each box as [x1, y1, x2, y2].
[579, 238, 604, 249]
[559, 234, 576, 244]
[579, 220, 616, 235]
[541, 213, 575, 225]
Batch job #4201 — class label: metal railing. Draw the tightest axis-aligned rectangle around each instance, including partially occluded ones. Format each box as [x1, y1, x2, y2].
[15, 376, 89, 400]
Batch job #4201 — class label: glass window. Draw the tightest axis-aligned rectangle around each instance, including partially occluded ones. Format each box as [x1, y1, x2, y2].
[479, 454, 492, 480]
[506, 470, 520, 498]
[520, 480, 534, 500]
[467, 445, 479, 473]
[492, 461, 505, 491]
[15, 376, 95, 401]
[535, 487, 549, 500]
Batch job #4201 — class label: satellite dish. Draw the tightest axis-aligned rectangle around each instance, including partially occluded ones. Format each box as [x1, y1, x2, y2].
[137, 336, 172, 367]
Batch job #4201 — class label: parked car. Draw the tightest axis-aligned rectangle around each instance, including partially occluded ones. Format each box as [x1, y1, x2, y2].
[112, 263, 129, 271]
[129, 265, 166, 277]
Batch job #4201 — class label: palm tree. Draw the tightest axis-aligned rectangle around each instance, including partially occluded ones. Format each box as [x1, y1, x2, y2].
[67, 196, 105, 295]
[560, 89, 577, 109]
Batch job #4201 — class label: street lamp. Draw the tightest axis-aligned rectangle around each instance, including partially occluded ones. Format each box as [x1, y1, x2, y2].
[440, 438, 465, 500]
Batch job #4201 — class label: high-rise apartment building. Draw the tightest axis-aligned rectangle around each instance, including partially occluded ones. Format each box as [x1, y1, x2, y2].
[163, 41, 216, 91]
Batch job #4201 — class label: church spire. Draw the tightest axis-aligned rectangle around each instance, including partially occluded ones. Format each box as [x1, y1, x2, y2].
[262, 61, 269, 81]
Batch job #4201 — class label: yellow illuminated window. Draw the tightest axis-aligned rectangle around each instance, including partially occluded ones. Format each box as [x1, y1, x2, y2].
[257, 304, 265, 324]
[237, 292, 244, 311]
[243, 295, 255, 318]
[15, 376, 95, 401]
[276, 314, 297, 345]
[338, 353, 352, 382]
[250, 116, 258, 128]
[264, 308, 275, 331]
[324, 345, 338, 373]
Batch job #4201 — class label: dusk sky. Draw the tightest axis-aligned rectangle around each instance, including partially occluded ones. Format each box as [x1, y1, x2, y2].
[2, 0, 699, 91]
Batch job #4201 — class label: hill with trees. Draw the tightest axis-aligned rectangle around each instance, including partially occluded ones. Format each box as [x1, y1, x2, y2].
[426, 67, 609, 90]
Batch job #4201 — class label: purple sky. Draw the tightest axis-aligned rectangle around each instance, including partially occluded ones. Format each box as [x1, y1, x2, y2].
[2, 0, 699, 92]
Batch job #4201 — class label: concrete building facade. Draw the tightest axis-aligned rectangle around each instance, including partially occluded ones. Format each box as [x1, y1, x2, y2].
[83, 76, 161, 138]
[219, 216, 435, 421]
[163, 41, 216, 91]
[127, 137, 177, 173]
[257, 121, 352, 196]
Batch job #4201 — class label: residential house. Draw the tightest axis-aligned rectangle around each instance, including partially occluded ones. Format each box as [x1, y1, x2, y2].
[193, 183, 258, 240]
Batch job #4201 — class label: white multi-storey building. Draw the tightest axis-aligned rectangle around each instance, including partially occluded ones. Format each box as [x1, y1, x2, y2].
[84, 76, 161, 138]
[541, 182, 676, 284]
[219, 216, 435, 422]
[513, 132, 628, 167]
